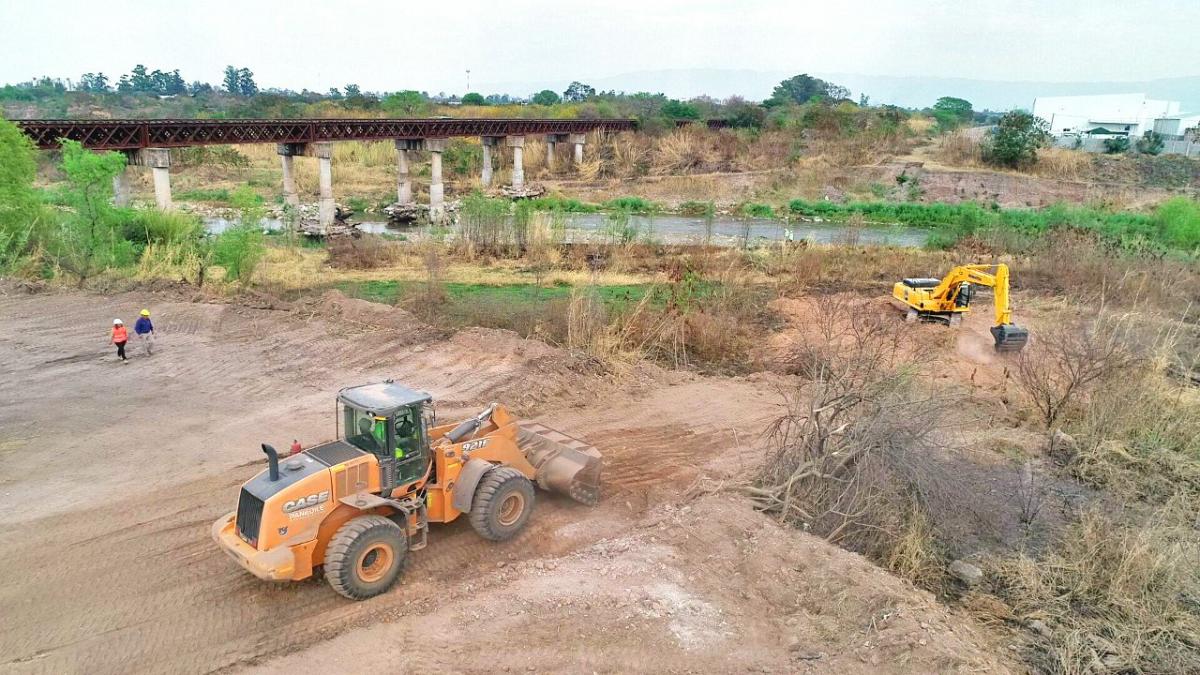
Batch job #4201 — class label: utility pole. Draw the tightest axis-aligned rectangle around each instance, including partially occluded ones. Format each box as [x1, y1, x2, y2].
[466, 69, 471, 93]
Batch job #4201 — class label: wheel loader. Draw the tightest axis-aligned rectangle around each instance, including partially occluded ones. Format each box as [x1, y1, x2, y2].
[212, 381, 602, 600]
[892, 263, 1029, 352]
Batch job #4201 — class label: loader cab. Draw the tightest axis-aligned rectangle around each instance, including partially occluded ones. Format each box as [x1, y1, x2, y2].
[337, 382, 435, 497]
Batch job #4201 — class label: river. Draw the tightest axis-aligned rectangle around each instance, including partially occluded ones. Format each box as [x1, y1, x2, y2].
[204, 213, 928, 248]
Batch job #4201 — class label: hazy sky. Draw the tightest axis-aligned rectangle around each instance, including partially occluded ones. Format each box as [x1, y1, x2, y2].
[2, 0, 1197, 93]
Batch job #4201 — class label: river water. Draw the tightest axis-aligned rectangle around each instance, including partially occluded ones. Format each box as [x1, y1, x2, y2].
[204, 213, 928, 248]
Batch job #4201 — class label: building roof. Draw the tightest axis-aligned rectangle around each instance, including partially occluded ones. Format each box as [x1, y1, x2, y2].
[338, 381, 432, 415]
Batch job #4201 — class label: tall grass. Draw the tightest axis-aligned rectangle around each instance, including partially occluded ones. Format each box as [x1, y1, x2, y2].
[989, 503, 1200, 673]
[458, 192, 523, 256]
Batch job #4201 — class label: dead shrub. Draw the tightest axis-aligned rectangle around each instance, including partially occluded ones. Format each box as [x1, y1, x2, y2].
[1014, 313, 1136, 428]
[325, 234, 401, 269]
[634, 261, 769, 370]
[747, 298, 954, 564]
[1068, 325, 1200, 502]
[408, 246, 447, 322]
[832, 212, 865, 246]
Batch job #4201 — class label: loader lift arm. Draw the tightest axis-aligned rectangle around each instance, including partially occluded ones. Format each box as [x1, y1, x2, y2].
[892, 263, 1029, 352]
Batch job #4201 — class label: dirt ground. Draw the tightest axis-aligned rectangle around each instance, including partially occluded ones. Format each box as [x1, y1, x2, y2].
[0, 285, 1016, 674]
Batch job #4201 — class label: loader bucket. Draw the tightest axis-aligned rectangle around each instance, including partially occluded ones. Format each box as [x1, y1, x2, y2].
[991, 324, 1029, 352]
[518, 423, 602, 505]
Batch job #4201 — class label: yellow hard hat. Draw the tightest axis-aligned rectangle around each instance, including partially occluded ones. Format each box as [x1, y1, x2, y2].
[140, 309, 150, 316]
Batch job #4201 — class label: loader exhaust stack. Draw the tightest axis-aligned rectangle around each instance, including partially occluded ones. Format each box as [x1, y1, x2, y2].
[261, 443, 280, 482]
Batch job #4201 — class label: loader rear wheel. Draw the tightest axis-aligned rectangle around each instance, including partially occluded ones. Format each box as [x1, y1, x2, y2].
[324, 515, 407, 600]
[469, 466, 535, 542]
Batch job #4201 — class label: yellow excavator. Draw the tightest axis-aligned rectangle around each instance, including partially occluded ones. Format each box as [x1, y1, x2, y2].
[213, 381, 601, 600]
[892, 263, 1029, 352]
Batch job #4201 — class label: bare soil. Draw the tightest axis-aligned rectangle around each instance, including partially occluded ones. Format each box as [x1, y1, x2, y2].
[0, 286, 1015, 674]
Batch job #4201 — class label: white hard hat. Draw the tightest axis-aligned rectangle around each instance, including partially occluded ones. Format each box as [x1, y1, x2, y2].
[113, 319, 123, 325]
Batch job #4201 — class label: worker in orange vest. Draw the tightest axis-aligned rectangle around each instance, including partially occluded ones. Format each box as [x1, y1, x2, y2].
[111, 319, 129, 363]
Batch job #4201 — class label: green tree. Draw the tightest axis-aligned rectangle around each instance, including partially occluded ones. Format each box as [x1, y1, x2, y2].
[49, 140, 133, 286]
[984, 110, 1050, 168]
[129, 65, 152, 92]
[78, 73, 110, 93]
[1136, 130, 1165, 155]
[661, 99, 700, 120]
[531, 89, 561, 105]
[725, 97, 766, 129]
[461, 92, 486, 106]
[767, 74, 849, 107]
[382, 90, 428, 115]
[0, 117, 45, 270]
[563, 81, 596, 103]
[343, 83, 361, 98]
[212, 225, 264, 283]
[222, 66, 241, 94]
[328, 87, 342, 99]
[237, 68, 257, 96]
[932, 96, 973, 131]
[1103, 136, 1131, 154]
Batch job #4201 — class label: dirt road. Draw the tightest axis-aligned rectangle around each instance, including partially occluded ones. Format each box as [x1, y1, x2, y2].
[0, 288, 1011, 674]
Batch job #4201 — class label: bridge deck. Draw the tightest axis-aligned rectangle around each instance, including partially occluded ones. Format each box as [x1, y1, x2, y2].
[15, 117, 638, 150]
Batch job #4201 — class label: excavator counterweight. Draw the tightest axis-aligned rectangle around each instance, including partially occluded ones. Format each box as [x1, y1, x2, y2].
[893, 263, 1029, 352]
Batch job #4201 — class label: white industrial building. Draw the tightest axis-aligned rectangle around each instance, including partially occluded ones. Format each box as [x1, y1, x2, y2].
[1154, 114, 1200, 137]
[1032, 93, 1193, 137]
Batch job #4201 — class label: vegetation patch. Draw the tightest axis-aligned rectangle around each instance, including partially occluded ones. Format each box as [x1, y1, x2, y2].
[786, 197, 1200, 254]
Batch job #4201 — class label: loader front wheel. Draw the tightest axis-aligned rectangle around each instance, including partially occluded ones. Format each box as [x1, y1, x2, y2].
[469, 466, 535, 542]
[325, 515, 407, 600]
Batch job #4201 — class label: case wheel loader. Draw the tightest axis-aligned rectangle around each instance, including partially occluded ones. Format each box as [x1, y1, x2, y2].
[212, 381, 602, 600]
[892, 263, 1029, 352]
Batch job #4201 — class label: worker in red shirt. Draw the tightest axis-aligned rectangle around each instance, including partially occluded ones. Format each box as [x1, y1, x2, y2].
[290, 439, 302, 455]
[110, 319, 129, 363]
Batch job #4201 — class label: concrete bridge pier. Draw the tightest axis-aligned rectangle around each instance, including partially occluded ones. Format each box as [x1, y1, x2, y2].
[480, 136, 502, 187]
[311, 142, 335, 227]
[132, 148, 174, 210]
[570, 133, 587, 165]
[394, 139, 421, 204]
[112, 159, 133, 208]
[507, 135, 525, 189]
[276, 143, 304, 208]
[425, 138, 448, 221]
[544, 134, 559, 170]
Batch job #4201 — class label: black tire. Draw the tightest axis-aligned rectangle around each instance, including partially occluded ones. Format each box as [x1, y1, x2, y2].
[469, 466, 535, 542]
[324, 514, 407, 600]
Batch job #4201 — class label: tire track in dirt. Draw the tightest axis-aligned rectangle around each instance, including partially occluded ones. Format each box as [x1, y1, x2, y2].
[0, 466, 621, 675]
[0, 290, 790, 674]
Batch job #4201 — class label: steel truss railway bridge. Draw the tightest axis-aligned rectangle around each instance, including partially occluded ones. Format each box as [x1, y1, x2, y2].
[14, 117, 642, 224]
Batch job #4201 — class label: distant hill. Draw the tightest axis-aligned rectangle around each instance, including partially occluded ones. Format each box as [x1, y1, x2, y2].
[476, 69, 1200, 112]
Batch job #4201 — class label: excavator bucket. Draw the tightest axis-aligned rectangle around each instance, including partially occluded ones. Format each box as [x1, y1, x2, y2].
[991, 324, 1029, 352]
[518, 423, 603, 505]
